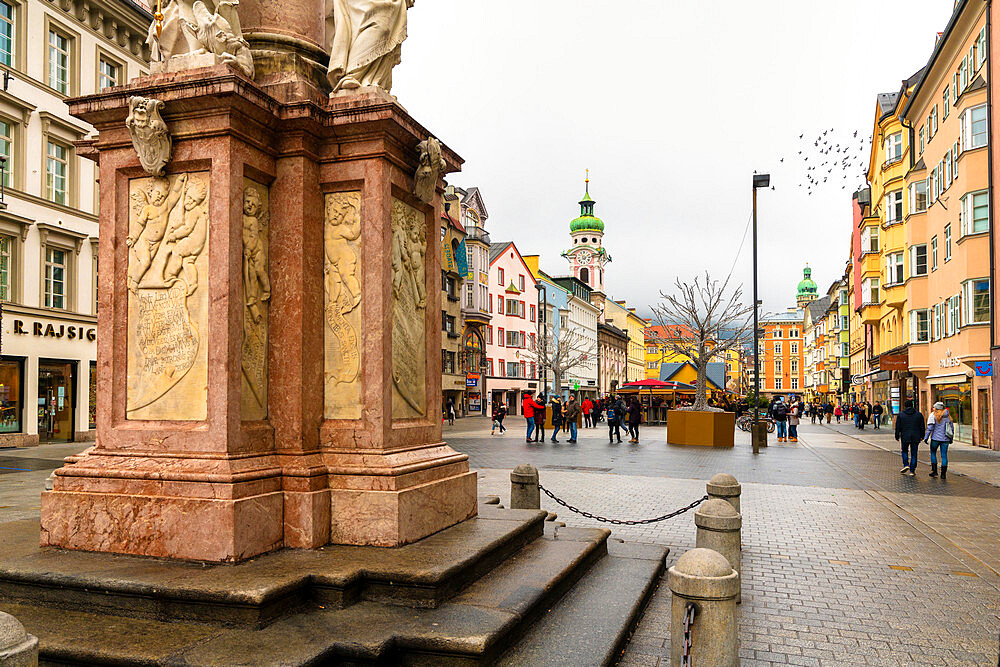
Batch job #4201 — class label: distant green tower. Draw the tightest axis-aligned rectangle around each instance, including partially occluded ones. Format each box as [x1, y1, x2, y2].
[796, 265, 819, 308]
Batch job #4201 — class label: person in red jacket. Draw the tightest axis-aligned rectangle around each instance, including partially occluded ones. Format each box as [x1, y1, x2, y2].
[582, 397, 593, 428]
[522, 390, 543, 443]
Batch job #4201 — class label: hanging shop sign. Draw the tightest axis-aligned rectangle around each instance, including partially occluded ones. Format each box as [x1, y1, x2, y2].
[11, 319, 96, 341]
[975, 361, 993, 377]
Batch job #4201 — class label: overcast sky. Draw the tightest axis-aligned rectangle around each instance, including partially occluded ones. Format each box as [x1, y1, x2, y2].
[394, 0, 956, 318]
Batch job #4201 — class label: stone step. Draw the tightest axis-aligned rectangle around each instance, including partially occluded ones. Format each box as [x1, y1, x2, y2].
[0, 506, 545, 627]
[496, 541, 669, 667]
[5, 523, 620, 665]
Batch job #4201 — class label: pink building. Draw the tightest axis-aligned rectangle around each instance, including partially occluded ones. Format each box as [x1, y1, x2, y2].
[486, 242, 539, 415]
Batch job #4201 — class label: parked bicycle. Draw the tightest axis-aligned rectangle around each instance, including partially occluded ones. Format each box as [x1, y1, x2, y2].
[737, 413, 775, 433]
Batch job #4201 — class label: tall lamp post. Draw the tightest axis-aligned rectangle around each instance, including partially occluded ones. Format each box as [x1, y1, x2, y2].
[751, 172, 770, 454]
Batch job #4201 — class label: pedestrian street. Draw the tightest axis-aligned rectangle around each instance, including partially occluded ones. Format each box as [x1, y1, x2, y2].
[448, 418, 1000, 666]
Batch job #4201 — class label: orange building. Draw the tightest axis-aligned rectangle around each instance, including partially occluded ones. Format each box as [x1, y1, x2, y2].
[759, 309, 806, 399]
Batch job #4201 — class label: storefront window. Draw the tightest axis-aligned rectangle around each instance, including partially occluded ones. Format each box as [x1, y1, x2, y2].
[0, 358, 22, 432]
[89, 360, 97, 429]
[38, 361, 74, 442]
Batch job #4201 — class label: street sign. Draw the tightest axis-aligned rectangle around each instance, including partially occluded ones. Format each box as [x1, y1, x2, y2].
[573, 381, 580, 390]
[975, 361, 993, 377]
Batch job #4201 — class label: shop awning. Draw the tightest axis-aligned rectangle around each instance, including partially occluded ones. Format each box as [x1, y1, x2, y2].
[926, 373, 971, 384]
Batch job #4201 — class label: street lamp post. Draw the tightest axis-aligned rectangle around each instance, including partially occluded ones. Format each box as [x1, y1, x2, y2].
[751, 173, 770, 454]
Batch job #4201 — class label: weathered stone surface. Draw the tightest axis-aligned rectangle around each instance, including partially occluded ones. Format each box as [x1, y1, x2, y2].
[694, 498, 742, 603]
[668, 548, 738, 667]
[706, 472, 742, 513]
[0, 611, 38, 667]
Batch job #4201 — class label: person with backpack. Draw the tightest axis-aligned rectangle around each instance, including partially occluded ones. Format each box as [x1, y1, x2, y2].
[607, 394, 623, 444]
[894, 399, 924, 476]
[491, 402, 507, 436]
[771, 397, 789, 442]
[564, 394, 581, 444]
[925, 402, 955, 479]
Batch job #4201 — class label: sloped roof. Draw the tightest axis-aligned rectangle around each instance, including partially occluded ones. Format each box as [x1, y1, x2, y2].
[807, 296, 832, 321]
[877, 92, 900, 118]
[489, 242, 513, 264]
[659, 361, 726, 390]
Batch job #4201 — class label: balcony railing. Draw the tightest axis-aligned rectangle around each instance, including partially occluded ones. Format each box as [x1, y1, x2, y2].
[465, 226, 491, 244]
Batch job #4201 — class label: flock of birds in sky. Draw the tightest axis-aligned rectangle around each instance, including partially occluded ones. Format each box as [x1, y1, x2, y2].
[779, 128, 873, 195]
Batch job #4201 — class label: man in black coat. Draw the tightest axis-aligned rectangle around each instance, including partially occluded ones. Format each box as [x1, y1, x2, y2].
[894, 400, 925, 476]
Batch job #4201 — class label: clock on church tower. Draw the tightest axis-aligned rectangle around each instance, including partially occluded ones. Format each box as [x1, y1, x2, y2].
[563, 173, 611, 318]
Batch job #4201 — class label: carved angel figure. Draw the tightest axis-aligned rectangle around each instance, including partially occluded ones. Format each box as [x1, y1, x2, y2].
[146, 0, 254, 78]
[125, 97, 171, 177]
[413, 137, 445, 204]
[163, 177, 210, 296]
[242, 186, 271, 323]
[327, 0, 414, 94]
[325, 194, 362, 313]
[127, 174, 187, 291]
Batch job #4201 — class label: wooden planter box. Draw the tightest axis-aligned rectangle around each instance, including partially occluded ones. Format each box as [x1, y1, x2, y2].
[667, 410, 736, 447]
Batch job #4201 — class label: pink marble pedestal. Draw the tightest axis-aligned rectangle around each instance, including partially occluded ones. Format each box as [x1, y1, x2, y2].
[40, 67, 476, 561]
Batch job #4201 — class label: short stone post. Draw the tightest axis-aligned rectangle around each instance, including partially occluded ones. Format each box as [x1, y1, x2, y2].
[695, 499, 743, 603]
[706, 473, 741, 514]
[752, 421, 768, 451]
[668, 548, 739, 667]
[0, 612, 39, 667]
[510, 464, 540, 510]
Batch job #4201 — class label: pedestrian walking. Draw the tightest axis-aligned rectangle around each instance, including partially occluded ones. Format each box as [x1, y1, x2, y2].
[521, 391, 541, 442]
[788, 401, 800, 442]
[872, 402, 884, 430]
[825, 402, 833, 424]
[550, 396, 564, 443]
[607, 395, 623, 443]
[894, 400, 924, 476]
[771, 397, 789, 442]
[809, 403, 818, 424]
[924, 402, 955, 479]
[582, 397, 593, 428]
[834, 403, 842, 423]
[627, 396, 642, 443]
[564, 395, 581, 443]
[446, 397, 456, 426]
[491, 402, 507, 435]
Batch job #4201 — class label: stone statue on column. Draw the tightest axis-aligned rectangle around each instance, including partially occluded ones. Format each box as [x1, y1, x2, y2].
[147, 0, 254, 78]
[326, 0, 414, 94]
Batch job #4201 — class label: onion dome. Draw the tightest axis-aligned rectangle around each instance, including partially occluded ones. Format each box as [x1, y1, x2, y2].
[797, 266, 818, 299]
[570, 174, 605, 232]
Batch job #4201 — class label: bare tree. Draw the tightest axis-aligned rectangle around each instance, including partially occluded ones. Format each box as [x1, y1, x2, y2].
[650, 272, 753, 411]
[530, 323, 595, 396]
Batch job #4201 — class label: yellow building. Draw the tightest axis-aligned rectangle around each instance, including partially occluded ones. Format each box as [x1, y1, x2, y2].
[900, 0, 991, 445]
[605, 300, 647, 384]
[644, 324, 734, 384]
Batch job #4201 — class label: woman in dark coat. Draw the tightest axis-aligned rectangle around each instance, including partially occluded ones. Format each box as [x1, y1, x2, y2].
[627, 397, 642, 443]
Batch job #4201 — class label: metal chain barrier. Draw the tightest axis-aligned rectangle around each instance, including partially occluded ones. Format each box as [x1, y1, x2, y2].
[681, 602, 697, 666]
[537, 485, 709, 526]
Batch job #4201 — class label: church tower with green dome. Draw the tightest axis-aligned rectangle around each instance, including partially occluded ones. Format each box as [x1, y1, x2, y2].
[563, 171, 612, 317]
[796, 265, 819, 308]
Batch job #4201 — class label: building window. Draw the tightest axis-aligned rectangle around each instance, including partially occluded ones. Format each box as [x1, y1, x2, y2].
[529, 304, 535, 322]
[0, 358, 22, 433]
[45, 139, 68, 204]
[790, 377, 799, 390]
[506, 361, 520, 378]
[774, 359, 782, 375]
[790, 357, 798, 373]
[790, 342, 798, 355]
[773, 329, 783, 338]
[919, 126, 925, 154]
[909, 244, 927, 277]
[862, 277, 879, 305]
[948, 295, 960, 335]
[518, 274, 524, 291]
[962, 279, 989, 324]
[497, 268, 504, 286]
[505, 298, 524, 318]
[909, 309, 929, 343]
[977, 27, 987, 70]
[774, 342, 782, 355]
[962, 105, 988, 150]
[0, 117, 11, 189]
[961, 191, 989, 236]
[98, 55, 120, 90]
[774, 378, 783, 391]
[944, 225, 952, 262]
[931, 237, 938, 271]
[0, 234, 10, 301]
[942, 88, 950, 120]
[884, 132, 903, 164]
[47, 27, 70, 94]
[497, 327, 504, 346]
[861, 226, 878, 254]
[486, 326, 492, 344]
[885, 252, 904, 286]
[43, 246, 66, 309]
[0, 0, 13, 68]
[885, 190, 903, 224]
[841, 315, 849, 330]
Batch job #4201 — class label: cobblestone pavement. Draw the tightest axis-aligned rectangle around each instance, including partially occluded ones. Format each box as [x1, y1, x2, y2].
[456, 419, 1000, 666]
[4, 427, 999, 665]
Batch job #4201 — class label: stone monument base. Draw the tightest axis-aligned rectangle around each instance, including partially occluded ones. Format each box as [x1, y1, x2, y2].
[2, 503, 668, 665]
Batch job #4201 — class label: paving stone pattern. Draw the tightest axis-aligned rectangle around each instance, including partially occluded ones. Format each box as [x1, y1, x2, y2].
[464, 421, 1000, 666]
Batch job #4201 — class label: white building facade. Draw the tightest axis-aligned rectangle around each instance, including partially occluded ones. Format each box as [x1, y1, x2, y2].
[0, 0, 150, 446]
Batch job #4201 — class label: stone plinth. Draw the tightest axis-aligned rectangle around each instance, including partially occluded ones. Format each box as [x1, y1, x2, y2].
[40, 67, 476, 560]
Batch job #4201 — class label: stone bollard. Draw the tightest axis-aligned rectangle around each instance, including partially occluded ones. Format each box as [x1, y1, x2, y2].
[510, 464, 540, 510]
[695, 499, 743, 603]
[752, 421, 768, 451]
[0, 612, 39, 667]
[668, 548, 739, 667]
[706, 473, 741, 514]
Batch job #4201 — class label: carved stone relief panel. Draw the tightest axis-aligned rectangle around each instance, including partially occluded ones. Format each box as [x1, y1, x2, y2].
[126, 172, 210, 421]
[241, 180, 270, 421]
[390, 198, 426, 420]
[324, 192, 363, 420]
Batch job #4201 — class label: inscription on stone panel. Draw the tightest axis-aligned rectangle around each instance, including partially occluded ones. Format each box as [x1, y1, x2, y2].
[324, 192, 363, 419]
[126, 172, 210, 421]
[242, 180, 270, 420]
[391, 199, 426, 419]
